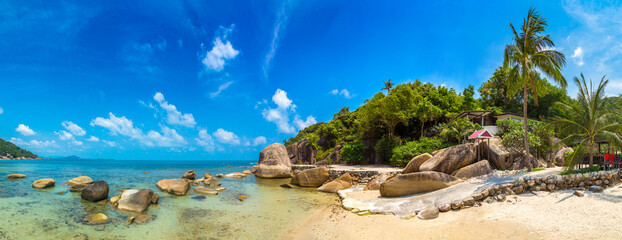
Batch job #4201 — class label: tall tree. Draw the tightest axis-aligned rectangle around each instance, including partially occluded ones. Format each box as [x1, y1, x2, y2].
[382, 79, 394, 92]
[552, 74, 622, 169]
[503, 7, 567, 169]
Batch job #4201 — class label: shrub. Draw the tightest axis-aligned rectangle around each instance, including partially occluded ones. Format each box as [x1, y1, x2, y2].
[374, 135, 400, 164]
[389, 137, 452, 167]
[496, 119, 553, 157]
[341, 141, 367, 165]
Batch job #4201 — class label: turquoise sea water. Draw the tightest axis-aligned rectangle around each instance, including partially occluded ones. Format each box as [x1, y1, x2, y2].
[0, 160, 336, 240]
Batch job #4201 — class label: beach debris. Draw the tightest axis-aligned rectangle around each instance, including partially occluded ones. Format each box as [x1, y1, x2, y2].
[291, 167, 330, 187]
[32, 178, 55, 189]
[6, 174, 27, 179]
[402, 153, 433, 174]
[193, 186, 218, 195]
[417, 207, 439, 220]
[182, 170, 196, 180]
[81, 181, 109, 202]
[204, 178, 221, 187]
[238, 194, 249, 201]
[379, 171, 459, 197]
[84, 213, 109, 225]
[116, 189, 159, 212]
[156, 179, 191, 196]
[317, 173, 353, 193]
[255, 143, 293, 178]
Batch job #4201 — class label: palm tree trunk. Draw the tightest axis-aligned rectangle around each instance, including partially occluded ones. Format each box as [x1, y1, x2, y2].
[421, 122, 425, 138]
[523, 82, 532, 171]
[589, 141, 594, 169]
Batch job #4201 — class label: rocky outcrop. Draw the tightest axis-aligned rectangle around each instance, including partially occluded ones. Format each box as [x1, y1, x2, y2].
[68, 176, 93, 186]
[364, 172, 393, 191]
[451, 160, 493, 179]
[204, 178, 221, 187]
[481, 137, 512, 169]
[204, 173, 213, 179]
[379, 171, 460, 197]
[317, 173, 352, 193]
[32, 178, 55, 189]
[255, 143, 293, 178]
[156, 179, 191, 196]
[548, 147, 573, 167]
[419, 144, 476, 174]
[327, 145, 343, 164]
[286, 138, 316, 164]
[182, 170, 196, 180]
[223, 172, 247, 178]
[81, 181, 109, 202]
[116, 189, 159, 213]
[510, 151, 545, 170]
[402, 153, 433, 174]
[193, 186, 218, 195]
[291, 167, 330, 187]
[6, 174, 27, 179]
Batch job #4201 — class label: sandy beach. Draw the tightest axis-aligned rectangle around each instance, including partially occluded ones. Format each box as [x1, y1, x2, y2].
[288, 186, 622, 240]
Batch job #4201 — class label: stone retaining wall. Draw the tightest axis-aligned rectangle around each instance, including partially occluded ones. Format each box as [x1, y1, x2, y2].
[291, 165, 401, 181]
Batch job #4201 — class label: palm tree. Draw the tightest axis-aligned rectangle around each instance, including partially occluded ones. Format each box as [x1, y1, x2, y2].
[552, 74, 622, 170]
[382, 79, 394, 92]
[503, 7, 567, 170]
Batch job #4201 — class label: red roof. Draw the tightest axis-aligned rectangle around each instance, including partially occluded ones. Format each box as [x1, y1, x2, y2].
[468, 129, 494, 139]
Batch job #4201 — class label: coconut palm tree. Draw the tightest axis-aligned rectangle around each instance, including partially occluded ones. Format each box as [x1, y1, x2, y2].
[382, 79, 394, 92]
[503, 7, 567, 170]
[552, 74, 622, 170]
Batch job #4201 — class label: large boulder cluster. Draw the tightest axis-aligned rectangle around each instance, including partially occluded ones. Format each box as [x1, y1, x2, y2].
[254, 143, 293, 178]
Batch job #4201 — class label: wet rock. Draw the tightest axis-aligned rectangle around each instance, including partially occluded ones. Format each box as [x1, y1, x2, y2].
[379, 171, 460, 197]
[182, 170, 196, 180]
[58, 191, 65, 195]
[255, 143, 293, 178]
[204, 178, 221, 187]
[364, 172, 392, 191]
[81, 181, 109, 202]
[127, 217, 135, 225]
[204, 173, 213, 180]
[32, 178, 55, 189]
[216, 173, 224, 178]
[68, 176, 93, 186]
[156, 179, 191, 196]
[70, 184, 88, 192]
[242, 170, 252, 175]
[419, 144, 476, 174]
[291, 167, 330, 187]
[134, 214, 155, 224]
[317, 173, 352, 193]
[6, 174, 27, 179]
[417, 207, 439, 220]
[402, 153, 433, 174]
[574, 190, 585, 197]
[213, 187, 226, 191]
[238, 194, 249, 201]
[84, 213, 109, 225]
[110, 195, 120, 206]
[438, 204, 451, 212]
[117, 189, 158, 213]
[451, 160, 493, 179]
[193, 186, 218, 195]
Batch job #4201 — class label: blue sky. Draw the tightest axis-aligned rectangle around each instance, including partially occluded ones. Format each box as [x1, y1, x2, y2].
[1, 0, 620, 160]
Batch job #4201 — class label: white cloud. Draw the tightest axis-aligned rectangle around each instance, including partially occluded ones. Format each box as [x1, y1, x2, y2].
[153, 92, 197, 128]
[10, 137, 56, 148]
[72, 140, 83, 146]
[261, 89, 316, 134]
[263, 2, 291, 78]
[146, 126, 186, 147]
[202, 25, 239, 71]
[294, 115, 317, 130]
[16, 124, 36, 136]
[572, 47, 584, 66]
[86, 136, 100, 142]
[210, 81, 234, 98]
[329, 89, 355, 99]
[252, 136, 267, 146]
[102, 140, 116, 147]
[90, 113, 144, 140]
[62, 121, 86, 136]
[196, 129, 216, 152]
[55, 130, 74, 141]
[213, 128, 241, 145]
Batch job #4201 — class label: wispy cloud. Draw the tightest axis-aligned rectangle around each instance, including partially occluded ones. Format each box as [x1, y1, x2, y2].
[90, 112, 188, 148]
[329, 89, 355, 99]
[571, 47, 584, 66]
[16, 124, 36, 136]
[55, 130, 74, 141]
[261, 89, 315, 134]
[62, 121, 86, 136]
[153, 92, 197, 128]
[263, 2, 291, 78]
[86, 136, 100, 142]
[210, 81, 234, 98]
[202, 25, 239, 72]
[10, 137, 57, 148]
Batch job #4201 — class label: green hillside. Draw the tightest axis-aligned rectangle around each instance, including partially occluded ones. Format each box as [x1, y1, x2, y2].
[0, 138, 39, 159]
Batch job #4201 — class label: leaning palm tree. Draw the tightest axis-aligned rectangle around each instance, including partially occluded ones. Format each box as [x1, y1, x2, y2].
[382, 79, 394, 92]
[552, 74, 622, 170]
[503, 7, 567, 170]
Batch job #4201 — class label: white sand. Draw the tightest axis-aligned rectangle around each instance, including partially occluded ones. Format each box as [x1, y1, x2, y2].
[288, 185, 622, 240]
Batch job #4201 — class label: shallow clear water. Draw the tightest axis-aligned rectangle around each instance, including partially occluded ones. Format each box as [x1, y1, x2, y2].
[0, 160, 336, 240]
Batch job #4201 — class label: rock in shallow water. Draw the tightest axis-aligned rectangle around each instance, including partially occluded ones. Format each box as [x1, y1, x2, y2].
[254, 143, 293, 178]
[182, 170, 196, 180]
[32, 178, 55, 189]
[68, 176, 93, 186]
[116, 189, 158, 213]
[84, 213, 109, 224]
[193, 186, 218, 195]
[156, 179, 191, 196]
[7, 174, 27, 179]
[291, 167, 330, 187]
[81, 181, 109, 202]
[204, 178, 221, 187]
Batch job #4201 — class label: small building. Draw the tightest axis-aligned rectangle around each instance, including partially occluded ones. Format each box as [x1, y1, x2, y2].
[456, 111, 527, 135]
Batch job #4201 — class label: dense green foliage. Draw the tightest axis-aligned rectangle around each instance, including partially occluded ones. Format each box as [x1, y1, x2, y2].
[430, 117, 482, 143]
[390, 137, 452, 167]
[0, 138, 38, 159]
[496, 119, 554, 157]
[341, 141, 367, 164]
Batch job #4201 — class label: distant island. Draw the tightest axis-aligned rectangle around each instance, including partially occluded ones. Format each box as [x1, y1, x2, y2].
[46, 155, 115, 161]
[0, 137, 39, 159]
